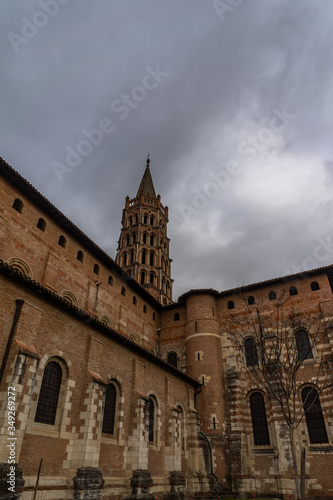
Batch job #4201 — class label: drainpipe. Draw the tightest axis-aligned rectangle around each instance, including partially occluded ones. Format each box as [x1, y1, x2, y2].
[199, 430, 219, 499]
[156, 329, 161, 358]
[0, 299, 24, 385]
[194, 384, 203, 410]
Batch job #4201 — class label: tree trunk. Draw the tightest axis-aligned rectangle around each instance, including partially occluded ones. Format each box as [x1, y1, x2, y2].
[289, 427, 302, 499]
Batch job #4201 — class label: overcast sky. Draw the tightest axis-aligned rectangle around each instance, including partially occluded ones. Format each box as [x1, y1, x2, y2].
[1, 1, 333, 300]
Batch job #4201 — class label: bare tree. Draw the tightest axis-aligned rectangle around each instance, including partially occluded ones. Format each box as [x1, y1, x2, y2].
[223, 290, 333, 499]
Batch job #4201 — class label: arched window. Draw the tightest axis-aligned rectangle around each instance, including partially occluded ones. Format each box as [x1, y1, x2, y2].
[144, 214, 148, 224]
[132, 233, 136, 244]
[167, 352, 178, 368]
[289, 286, 298, 296]
[228, 300, 234, 310]
[150, 252, 154, 266]
[295, 330, 313, 361]
[248, 296, 255, 305]
[122, 252, 127, 266]
[150, 216, 154, 225]
[244, 338, 258, 367]
[128, 216, 132, 227]
[135, 215, 139, 223]
[121, 286, 126, 296]
[150, 272, 155, 284]
[58, 235, 66, 248]
[93, 264, 99, 275]
[250, 392, 270, 446]
[133, 296, 137, 305]
[311, 281, 320, 291]
[150, 235, 154, 245]
[130, 250, 134, 264]
[37, 218, 46, 231]
[77, 250, 84, 262]
[102, 383, 117, 435]
[269, 291, 277, 300]
[153, 312, 156, 321]
[148, 398, 155, 443]
[142, 250, 147, 264]
[143, 305, 147, 314]
[140, 271, 146, 285]
[35, 361, 62, 425]
[125, 235, 130, 246]
[301, 387, 328, 444]
[108, 276, 113, 286]
[174, 313, 180, 321]
[12, 198, 23, 213]
[143, 233, 147, 244]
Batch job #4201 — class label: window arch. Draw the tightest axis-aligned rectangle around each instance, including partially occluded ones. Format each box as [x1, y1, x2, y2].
[150, 216, 154, 225]
[301, 387, 328, 444]
[269, 291, 277, 300]
[77, 250, 84, 262]
[248, 296, 255, 305]
[153, 312, 156, 321]
[311, 281, 320, 291]
[37, 218, 46, 231]
[148, 397, 155, 443]
[60, 290, 78, 308]
[289, 285, 298, 296]
[6, 257, 32, 279]
[295, 329, 313, 361]
[174, 313, 180, 321]
[142, 249, 147, 264]
[108, 276, 113, 286]
[125, 235, 130, 246]
[122, 252, 127, 266]
[12, 198, 23, 213]
[150, 235, 155, 245]
[129, 250, 134, 264]
[250, 392, 270, 446]
[244, 338, 258, 367]
[149, 251, 155, 266]
[227, 300, 234, 310]
[58, 235, 66, 248]
[121, 286, 126, 296]
[132, 232, 136, 244]
[143, 305, 147, 314]
[144, 214, 148, 224]
[102, 383, 117, 435]
[150, 272, 155, 284]
[35, 361, 62, 425]
[93, 264, 100, 275]
[167, 352, 178, 368]
[142, 233, 147, 244]
[100, 315, 112, 328]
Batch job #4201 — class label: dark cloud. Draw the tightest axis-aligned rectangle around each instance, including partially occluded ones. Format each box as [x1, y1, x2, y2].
[1, 0, 333, 300]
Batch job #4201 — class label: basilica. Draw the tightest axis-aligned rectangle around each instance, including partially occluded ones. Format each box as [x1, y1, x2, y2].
[0, 155, 332, 499]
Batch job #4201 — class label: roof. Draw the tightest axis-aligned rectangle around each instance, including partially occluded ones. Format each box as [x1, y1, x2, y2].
[177, 264, 333, 303]
[0, 157, 162, 309]
[0, 259, 200, 387]
[136, 158, 156, 198]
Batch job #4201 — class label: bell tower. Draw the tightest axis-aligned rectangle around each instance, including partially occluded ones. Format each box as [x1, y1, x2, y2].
[116, 155, 173, 305]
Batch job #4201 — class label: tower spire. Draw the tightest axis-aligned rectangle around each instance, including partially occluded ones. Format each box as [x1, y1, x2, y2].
[136, 154, 156, 198]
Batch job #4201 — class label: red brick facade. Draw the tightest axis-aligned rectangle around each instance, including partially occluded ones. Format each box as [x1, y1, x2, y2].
[0, 157, 332, 499]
